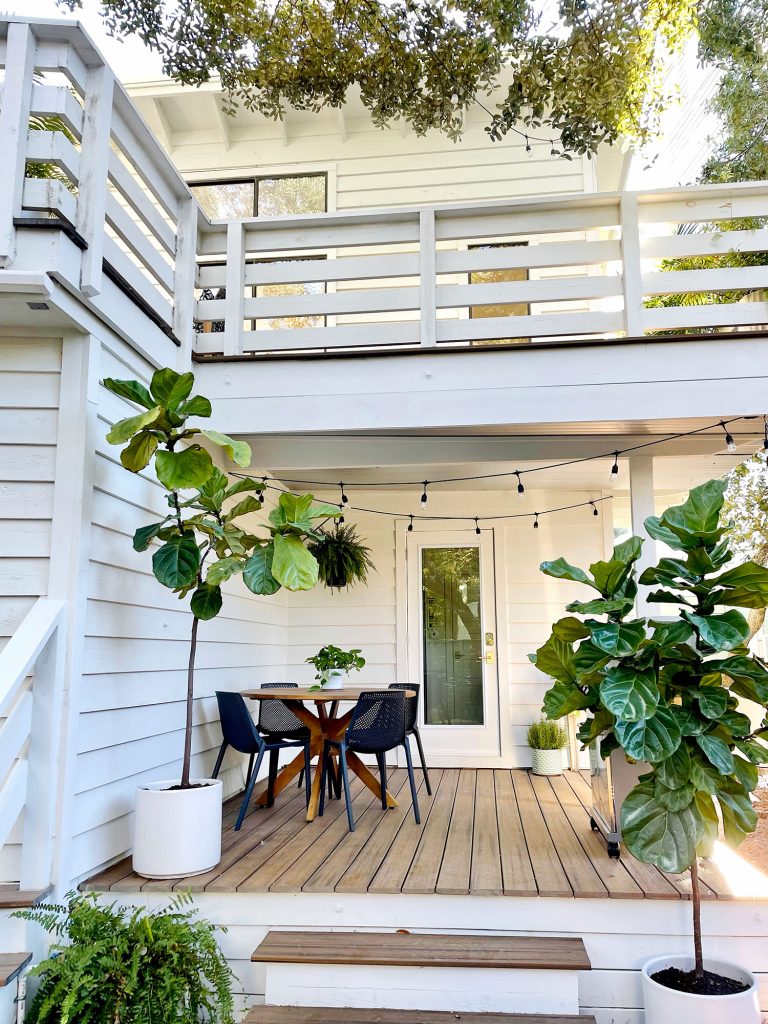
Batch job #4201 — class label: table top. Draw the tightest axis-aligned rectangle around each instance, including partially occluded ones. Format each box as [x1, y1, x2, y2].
[243, 685, 416, 701]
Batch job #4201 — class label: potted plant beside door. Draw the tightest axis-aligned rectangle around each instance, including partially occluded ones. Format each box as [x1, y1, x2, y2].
[527, 718, 568, 776]
[533, 480, 768, 1023]
[103, 369, 339, 877]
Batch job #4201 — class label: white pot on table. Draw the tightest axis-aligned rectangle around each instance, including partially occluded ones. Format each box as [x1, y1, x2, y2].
[133, 778, 222, 878]
[642, 955, 760, 1024]
[322, 670, 346, 690]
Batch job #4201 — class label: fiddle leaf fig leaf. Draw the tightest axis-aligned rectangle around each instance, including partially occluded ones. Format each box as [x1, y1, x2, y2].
[542, 680, 591, 718]
[660, 479, 727, 545]
[566, 597, 635, 616]
[272, 532, 319, 591]
[696, 733, 735, 775]
[712, 560, 768, 608]
[539, 557, 595, 588]
[155, 447, 215, 491]
[133, 520, 169, 552]
[150, 368, 194, 409]
[106, 406, 162, 445]
[177, 395, 212, 419]
[200, 429, 252, 467]
[190, 583, 222, 620]
[206, 556, 246, 585]
[718, 782, 758, 846]
[243, 544, 280, 595]
[530, 634, 576, 685]
[225, 495, 262, 521]
[588, 619, 646, 657]
[655, 779, 695, 812]
[120, 431, 159, 472]
[621, 782, 699, 873]
[152, 534, 200, 589]
[102, 377, 154, 409]
[615, 704, 681, 762]
[696, 685, 728, 719]
[600, 665, 659, 721]
[551, 616, 590, 642]
[655, 744, 692, 789]
[683, 610, 750, 651]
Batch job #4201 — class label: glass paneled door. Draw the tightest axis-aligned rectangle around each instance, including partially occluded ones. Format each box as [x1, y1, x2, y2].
[406, 530, 500, 759]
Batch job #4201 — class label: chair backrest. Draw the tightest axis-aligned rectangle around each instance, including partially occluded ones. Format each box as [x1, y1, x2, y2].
[347, 690, 406, 752]
[389, 683, 420, 732]
[258, 682, 305, 736]
[215, 691, 261, 753]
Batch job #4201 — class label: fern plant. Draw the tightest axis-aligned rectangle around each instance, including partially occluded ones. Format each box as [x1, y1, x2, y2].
[13, 892, 236, 1024]
[308, 523, 374, 590]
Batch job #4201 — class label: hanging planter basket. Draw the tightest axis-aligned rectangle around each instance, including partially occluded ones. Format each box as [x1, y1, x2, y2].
[308, 524, 374, 590]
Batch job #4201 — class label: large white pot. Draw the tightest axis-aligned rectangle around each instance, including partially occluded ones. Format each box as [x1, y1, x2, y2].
[531, 748, 564, 776]
[642, 955, 760, 1024]
[322, 670, 346, 690]
[133, 778, 222, 878]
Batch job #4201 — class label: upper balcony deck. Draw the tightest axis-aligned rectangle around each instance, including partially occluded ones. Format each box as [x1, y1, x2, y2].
[2, 16, 768, 370]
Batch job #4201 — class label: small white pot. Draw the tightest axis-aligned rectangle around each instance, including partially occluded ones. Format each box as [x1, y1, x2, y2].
[531, 748, 564, 776]
[133, 778, 222, 878]
[642, 955, 760, 1024]
[322, 670, 346, 690]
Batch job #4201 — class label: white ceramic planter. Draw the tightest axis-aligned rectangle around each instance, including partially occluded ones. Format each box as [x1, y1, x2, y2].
[322, 670, 346, 690]
[132, 778, 223, 878]
[531, 748, 564, 776]
[642, 955, 760, 1024]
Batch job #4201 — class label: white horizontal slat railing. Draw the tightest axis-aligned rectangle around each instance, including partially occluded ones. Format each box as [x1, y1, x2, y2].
[194, 183, 768, 357]
[0, 598, 66, 890]
[0, 17, 198, 352]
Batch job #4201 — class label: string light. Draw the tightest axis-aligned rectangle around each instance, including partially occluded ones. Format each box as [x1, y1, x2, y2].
[337, 503, 345, 525]
[610, 452, 620, 480]
[550, 139, 557, 156]
[515, 470, 525, 499]
[340, 482, 348, 505]
[533, 513, 539, 529]
[407, 514, 414, 532]
[590, 501, 599, 517]
[721, 421, 737, 453]
[525, 135, 532, 154]
[420, 481, 429, 506]
[475, 517, 481, 535]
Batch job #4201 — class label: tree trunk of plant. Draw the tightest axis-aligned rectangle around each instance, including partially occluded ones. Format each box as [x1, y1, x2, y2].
[747, 541, 768, 639]
[691, 856, 704, 978]
[180, 615, 199, 789]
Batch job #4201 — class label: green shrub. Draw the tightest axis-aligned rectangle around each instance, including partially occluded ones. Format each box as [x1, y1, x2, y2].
[527, 717, 568, 750]
[14, 891, 235, 1024]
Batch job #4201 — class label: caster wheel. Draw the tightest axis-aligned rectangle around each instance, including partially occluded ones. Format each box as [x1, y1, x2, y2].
[589, 817, 599, 832]
[607, 841, 621, 859]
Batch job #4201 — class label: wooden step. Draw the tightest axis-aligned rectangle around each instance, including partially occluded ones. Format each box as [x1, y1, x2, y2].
[0, 953, 32, 988]
[245, 1009, 596, 1024]
[0, 884, 51, 909]
[252, 931, 591, 971]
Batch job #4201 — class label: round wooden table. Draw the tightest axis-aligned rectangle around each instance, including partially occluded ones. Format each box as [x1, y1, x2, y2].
[243, 686, 416, 821]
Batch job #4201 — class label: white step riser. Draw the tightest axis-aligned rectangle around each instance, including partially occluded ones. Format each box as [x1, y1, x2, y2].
[265, 963, 580, 1015]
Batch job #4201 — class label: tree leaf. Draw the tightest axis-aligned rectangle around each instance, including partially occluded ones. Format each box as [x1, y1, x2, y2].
[696, 685, 728, 719]
[615, 704, 681, 762]
[155, 447, 214, 490]
[540, 557, 594, 588]
[530, 634, 576, 684]
[102, 377, 154, 409]
[600, 665, 659, 721]
[650, 619, 694, 648]
[542, 680, 591, 718]
[732, 754, 758, 793]
[242, 544, 281, 595]
[696, 733, 735, 775]
[588, 619, 646, 657]
[133, 520, 169, 552]
[152, 534, 200, 589]
[190, 583, 222, 620]
[120, 431, 158, 472]
[712, 560, 768, 608]
[655, 744, 692, 789]
[683, 610, 750, 651]
[200, 429, 252, 467]
[551, 616, 591, 642]
[206, 556, 246, 585]
[718, 781, 758, 846]
[621, 782, 698, 873]
[566, 597, 635, 616]
[177, 395, 212, 418]
[695, 791, 719, 858]
[106, 406, 162, 445]
[272, 533, 318, 590]
[660, 479, 727, 543]
[655, 779, 695, 811]
[150, 368, 194, 409]
[644, 515, 689, 551]
[225, 495, 262, 521]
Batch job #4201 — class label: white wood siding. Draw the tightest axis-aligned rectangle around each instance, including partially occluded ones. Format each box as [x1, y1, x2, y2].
[284, 488, 607, 767]
[0, 336, 61, 882]
[70, 337, 290, 881]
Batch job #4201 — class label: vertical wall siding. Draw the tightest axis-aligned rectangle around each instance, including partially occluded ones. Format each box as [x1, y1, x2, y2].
[0, 337, 62, 882]
[285, 488, 606, 766]
[70, 337, 289, 880]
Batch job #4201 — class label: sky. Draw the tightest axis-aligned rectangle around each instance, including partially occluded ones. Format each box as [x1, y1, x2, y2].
[7, 0, 165, 81]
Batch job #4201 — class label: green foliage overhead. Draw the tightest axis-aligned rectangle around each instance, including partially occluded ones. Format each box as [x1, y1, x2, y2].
[58, 0, 699, 155]
[13, 891, 235, 1024]
[533, 479, 768, 875]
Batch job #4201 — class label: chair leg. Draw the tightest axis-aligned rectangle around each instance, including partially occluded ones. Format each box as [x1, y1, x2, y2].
[211, 741, 228, 780]
[319, 743, 330, 817]
[412, 727, 432, 795]
[339, 746, 354, 832]
[302, 744, 312, 808]
[266, 748, 280, 808]
[376, 751, 388, 810]
[236, 746, 265, 831]
[402, 740, 421, 825]
[298, 767, 304, 789]
[246, 751, 255, 789]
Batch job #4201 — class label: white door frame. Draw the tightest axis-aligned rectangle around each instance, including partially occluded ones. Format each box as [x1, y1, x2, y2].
[395, 520, 513, 768]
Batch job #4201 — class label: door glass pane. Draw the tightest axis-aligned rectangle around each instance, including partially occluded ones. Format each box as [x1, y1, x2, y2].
[421, 547, 483, 725]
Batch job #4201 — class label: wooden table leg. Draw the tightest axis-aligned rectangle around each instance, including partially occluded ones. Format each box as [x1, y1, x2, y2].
[346, 750, 398, 808]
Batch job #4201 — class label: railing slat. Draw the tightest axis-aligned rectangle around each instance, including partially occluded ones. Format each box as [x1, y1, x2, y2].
[224, 220, 245, 356]
[643, 266, 768, 296]
[77, 62, 115, 296]
[198, 320, 420, 353]
[0, 759, 28, 852]
[107, 150, 176, 256]
[0, 22, 36, 266]
[22, 177, 78, 226]
[438, 276, 623, 308]
[620, 193, 643, 338]
[0, 598, 65, 717]
[105, 192, 174, 293]
[419, 210, 436, 347]
[204, 285, 421, 321]
[0, 686, 32, 788]
[25, 129, 81, 186]
[30, 83, 84, 137]
[436, 238, 621, 274]
[103, 235, 173, 326]
[641, 227, 768, 260]
[644, 301, 768, 331]
[437, 309, 624, 342]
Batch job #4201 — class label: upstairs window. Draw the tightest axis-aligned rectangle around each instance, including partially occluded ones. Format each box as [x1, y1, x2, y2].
[190, 173, 327, 220]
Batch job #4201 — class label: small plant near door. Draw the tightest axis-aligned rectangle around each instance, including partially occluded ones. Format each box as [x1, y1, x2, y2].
[527, 718, 567, 776]
[532, 479, 768, 1022]
[307, 644, 366, 689]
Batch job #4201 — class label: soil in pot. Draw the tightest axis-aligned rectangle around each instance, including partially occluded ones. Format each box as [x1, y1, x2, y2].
[651, 967, 750, 996]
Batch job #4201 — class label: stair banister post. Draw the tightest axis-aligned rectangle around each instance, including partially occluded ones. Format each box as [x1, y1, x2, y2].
[76, 62, 115, 297]
[0, 22, 36, 267]
[419, 208, 437, 347]
[224, 219, 246, 356]
[629, 454, 657, 617]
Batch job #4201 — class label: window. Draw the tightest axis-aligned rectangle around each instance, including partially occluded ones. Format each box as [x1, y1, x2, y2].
[189, 173, 327, 220]
[469, 241, 529, 345]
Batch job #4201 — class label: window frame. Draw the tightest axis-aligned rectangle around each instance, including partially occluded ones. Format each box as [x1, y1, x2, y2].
[188, 172, 329, 220]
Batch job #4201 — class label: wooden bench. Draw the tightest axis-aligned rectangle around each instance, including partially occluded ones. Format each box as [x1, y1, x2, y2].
[245, 1009, 596, 1024]
[0, 953, 32, 989]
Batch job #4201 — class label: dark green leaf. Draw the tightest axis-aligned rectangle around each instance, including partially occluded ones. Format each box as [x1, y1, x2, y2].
[600, 665, 659, 721]
[542, 680, 591, 718]
[120, 431, 158, 472]
[177, 395, 212, 418]
[242, 544, 280, 595]
[732, 754, 759, 793]
[696, 685, 728, 719]
[660, 479, 726, 543]
[683, 610, 750, 651]
[539, 557, 594, 587]
[190, 583, 222, 620]
[735, 737, 768, 764]
[566, 597, 635, 616]
[690, 751, 722, 794]
[655, 779, 695, 811]
[615, 704, 681, 762]
[655, 744, 692, 788]
[695, 791, 719, 857]
[696, 733, 735, 775]
[645, 515, 689, 551]
[530, 634, 576, 685]
[588, 619, 646, 657]
[650, 619, 694, 648]
[551, 616, 590, 642]
[152, 534, 200, 589]
[155, 447, 214, 490]
[718, 781, 758, 846]
[621, 782, 698, 873]
[150, 368, 194, 408]
[206, 556, 245, 585]
[719, 710, 752, 737]
[133, 520, 169, 552]
[225, 495, 262, 521]
[671, 704, 708, 736]
[712, 560, 768, 609]
[102, 377, 154, 409]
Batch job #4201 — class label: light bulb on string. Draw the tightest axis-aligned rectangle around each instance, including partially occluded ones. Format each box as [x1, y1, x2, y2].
[420, 481, 429, 506]
[763, 418, 768, 452]
[721, 421, 737, 453]
[590, 501, 599, 517]
[475, 517, 481, 535]
[525, 135, 532, 154]
[337, 504, 345, 526]
[340, 482, 348, 506]
[407, 515, 414, 533]
[610, 452, 620, 480]
[533, 513, 539, 530]
[550, 140, 557, 156]
[516, 471, 525, 499]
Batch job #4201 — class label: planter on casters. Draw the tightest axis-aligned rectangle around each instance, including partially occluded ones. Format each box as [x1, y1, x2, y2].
[132, 778, 223, 878]
[642, 955, 760, 1024]
[531, 748, 563, 776]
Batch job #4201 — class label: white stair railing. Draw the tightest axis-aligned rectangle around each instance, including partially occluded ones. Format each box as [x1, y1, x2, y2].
[0, 598, 66, 890]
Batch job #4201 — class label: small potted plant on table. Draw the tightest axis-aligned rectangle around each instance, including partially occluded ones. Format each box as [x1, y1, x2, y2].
[527, 717, 568, 775]
[533, 479, 767, 1023]
[307, 644, 365, 689]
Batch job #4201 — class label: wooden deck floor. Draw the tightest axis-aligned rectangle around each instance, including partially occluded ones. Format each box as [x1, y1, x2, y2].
[84, 769, 761, 900]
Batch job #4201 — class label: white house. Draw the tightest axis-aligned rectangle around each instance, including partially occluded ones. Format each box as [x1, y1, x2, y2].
[2, 15, 768, 1024]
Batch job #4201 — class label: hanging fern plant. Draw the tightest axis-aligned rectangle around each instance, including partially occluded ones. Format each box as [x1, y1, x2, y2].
[308, 523, 374, 590]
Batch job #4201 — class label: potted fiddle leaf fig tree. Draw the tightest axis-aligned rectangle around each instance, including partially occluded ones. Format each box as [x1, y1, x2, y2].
[533, 479, 767, 1024]
[103, 368, 339, 878]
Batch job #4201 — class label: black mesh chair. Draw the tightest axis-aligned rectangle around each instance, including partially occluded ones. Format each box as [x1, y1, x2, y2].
[389, 683, 431, 794]
[256, 682, 312, 797]
[319, 689, 420, 832]
[211, 691, 311, 830]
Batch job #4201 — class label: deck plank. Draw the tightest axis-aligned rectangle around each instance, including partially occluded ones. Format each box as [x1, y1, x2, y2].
[436, 768, 476, 895]
[367, 769, 443, 894]
[469, 768, 503, 896]
[245, 1010, 596, 1024]
[511, 772, 572, 898]
[493, 770, 538, 896]
[402, 768, 460, 894]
